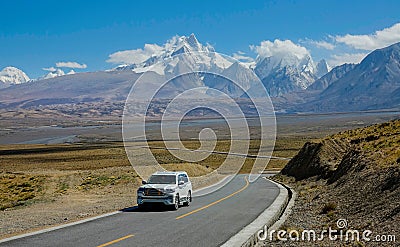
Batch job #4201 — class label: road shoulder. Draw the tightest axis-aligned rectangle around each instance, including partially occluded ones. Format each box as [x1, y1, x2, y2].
[221, 177, 293, 247]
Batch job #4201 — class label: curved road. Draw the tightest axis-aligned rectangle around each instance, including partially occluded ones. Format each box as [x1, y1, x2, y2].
[0, 175, 280, 247]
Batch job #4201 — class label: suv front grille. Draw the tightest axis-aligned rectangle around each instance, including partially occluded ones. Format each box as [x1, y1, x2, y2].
[145, 188, 164, 196]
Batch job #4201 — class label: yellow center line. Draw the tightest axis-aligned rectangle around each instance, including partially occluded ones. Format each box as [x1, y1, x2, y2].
[176, 177, 249, 220]
[97, 234, 134, 247]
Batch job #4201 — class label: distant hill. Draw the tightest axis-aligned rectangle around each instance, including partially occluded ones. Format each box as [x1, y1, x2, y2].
[0, 71, 140, 108]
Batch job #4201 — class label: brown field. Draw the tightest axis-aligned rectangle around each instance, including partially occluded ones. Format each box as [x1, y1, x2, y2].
[0, 137, 305, 238]
[0, 137, 306, 212]
[1, 112, 397, 238]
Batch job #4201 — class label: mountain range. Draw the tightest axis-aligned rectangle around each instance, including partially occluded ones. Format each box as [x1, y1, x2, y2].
[0, 34, 399, 114]
[297, 42, 400, 112]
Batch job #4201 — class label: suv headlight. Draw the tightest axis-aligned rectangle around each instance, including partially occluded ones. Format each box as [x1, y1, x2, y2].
[164, 188, 175, 193]
[137, 187, 145, 193]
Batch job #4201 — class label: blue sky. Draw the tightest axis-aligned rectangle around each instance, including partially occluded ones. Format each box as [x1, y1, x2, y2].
[1, 0, 400, 78]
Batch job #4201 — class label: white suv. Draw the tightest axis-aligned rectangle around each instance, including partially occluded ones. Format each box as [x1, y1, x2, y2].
[137, 171, 192, 210]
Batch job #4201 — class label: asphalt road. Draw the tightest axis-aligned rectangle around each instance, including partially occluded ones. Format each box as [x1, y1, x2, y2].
[1, 175, 280, 247]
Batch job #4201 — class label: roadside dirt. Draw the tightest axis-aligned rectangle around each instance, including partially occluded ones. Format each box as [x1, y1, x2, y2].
[259, 119, 400, 246]
[0, 166, 139, 238]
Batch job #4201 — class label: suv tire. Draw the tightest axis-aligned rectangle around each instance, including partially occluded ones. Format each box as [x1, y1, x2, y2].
[184, 191, 191, 206]
[172, 194, 179, 211]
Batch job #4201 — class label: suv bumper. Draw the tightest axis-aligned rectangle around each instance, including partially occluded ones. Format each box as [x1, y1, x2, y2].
[137, 194, 175, 205]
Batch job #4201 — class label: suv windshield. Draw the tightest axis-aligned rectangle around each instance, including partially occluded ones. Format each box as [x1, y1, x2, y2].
[147, 175, 176, 184]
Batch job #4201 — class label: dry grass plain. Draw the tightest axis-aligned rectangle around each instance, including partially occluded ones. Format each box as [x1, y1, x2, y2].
[0, 138, 305, 238]
[0, 138, 306, 213]
[2, 112, 397, 238]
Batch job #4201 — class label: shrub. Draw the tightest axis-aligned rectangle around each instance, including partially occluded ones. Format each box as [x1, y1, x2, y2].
[321, 202, 337, 214]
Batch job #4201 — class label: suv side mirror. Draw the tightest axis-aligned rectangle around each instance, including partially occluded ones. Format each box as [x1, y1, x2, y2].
[178, 180, 184, 185]
[142, 180, 147, 185]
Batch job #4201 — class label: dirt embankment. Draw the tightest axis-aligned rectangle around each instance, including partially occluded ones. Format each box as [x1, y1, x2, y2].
[261, 119, 400, 246]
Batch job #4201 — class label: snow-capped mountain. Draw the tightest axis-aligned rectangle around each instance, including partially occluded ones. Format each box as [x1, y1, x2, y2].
[112, 34, 258, 99]
[38, 68, 76, 80]
[41, 68, 66, 80]
[67, 70, 75, 75]
[114, 34, 233, 75]
[315, 59, 330, 78]
[0, 66, 30, 88]
[27, 67, 78, 82]
[254, 53, 317, 96]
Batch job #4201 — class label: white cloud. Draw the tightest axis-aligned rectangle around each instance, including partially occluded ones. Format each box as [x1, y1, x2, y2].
[336, 23, 400, 50]
[232, 51, 254, 62]
[250, 39, 310, 59]
[107, 43, 164, 64]
[328, 52, 368, 67]
[310, 40, 335, 50]
[42, 67, 57, 72]
[106, 50, 149, 64]
[56, 61, 87, 69]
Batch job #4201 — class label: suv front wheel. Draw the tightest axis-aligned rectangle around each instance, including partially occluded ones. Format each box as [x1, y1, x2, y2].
[172, 194, 179, 211]
[184, 191, 191, 206]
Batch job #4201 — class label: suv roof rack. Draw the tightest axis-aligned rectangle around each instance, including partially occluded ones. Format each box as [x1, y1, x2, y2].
[154, 171, 187, 175]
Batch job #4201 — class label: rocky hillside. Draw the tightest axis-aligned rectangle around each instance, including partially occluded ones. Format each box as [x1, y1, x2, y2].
[264, 119, 400, 246]
[307, 63, 355, 91]
[282, 119, 399, 179]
